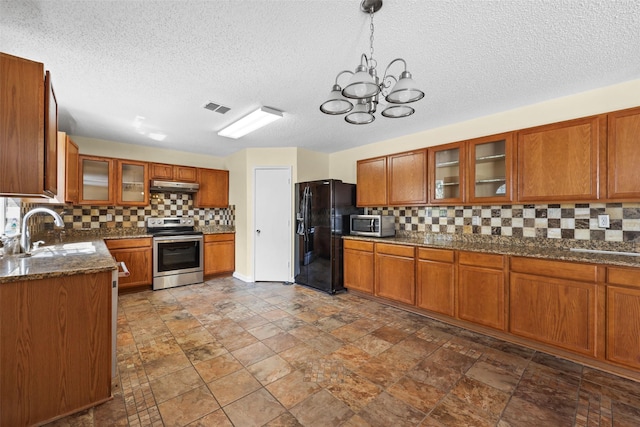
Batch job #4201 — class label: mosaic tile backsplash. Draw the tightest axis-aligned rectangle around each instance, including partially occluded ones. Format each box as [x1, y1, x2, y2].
[368, 202, 640, 243]
[26, 192, 235, 233]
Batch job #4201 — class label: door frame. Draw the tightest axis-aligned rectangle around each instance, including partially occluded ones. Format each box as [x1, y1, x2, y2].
[252, 166, 293, 282]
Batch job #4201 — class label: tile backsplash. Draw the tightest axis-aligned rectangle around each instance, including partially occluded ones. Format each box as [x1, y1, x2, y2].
[368, 202, 640, 243]
[25, 192, 234, 233]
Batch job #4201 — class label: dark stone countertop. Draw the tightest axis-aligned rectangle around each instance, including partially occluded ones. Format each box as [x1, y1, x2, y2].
[0, 225, 236, 284]
[343, 234, 640, 268]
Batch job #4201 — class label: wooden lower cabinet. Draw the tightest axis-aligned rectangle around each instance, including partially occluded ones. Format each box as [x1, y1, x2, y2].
[204, 233, 235, 276]
[343, 240, 375, 293]
[457, 252, 506, 330]
[509, 257, 599, 357]
[375, 243, 415, 305]
[0, 272, 112, 426]
[606, 267, 640, 370]
[106, 237, 152, 291]
[416, 247, 455, 316]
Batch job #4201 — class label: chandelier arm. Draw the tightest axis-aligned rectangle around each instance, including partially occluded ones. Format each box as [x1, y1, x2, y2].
[382, 58, 407, 81]
[334, 70, 354, 85]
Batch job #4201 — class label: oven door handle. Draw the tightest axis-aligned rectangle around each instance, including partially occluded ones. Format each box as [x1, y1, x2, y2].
[153, 235, 203, 244]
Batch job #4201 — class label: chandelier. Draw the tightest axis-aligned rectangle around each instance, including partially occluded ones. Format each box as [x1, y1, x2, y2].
[320, 0, 424, 125]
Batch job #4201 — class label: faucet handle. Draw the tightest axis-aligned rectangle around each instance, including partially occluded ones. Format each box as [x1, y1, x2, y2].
[32, 240, 45, 251]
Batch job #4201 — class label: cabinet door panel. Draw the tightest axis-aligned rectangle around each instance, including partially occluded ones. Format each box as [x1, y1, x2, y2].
[429, 142, 464, 204]
[344, 248, 374, 293]
[607, 107, 640, 199]
[175, 166, 197, 182]
[65, 137, 79, 204]
[458, 265, 505, 330]
[150, 163, 174, 180]
[388, 149, 427, 205]
[356, 156, 387, 207]
[79, 156, 114, 205]
[467, 133, 514, 203]
[509, 272, 596, 356]
[606, 286, 640, 369]
[116, 160, 149, 206]
[110, 247, 152, 289]
[44, 71, 58, 196]
[417, 259, 454, 316]
[195, 168, 229, 208]
[204, 240, 235, 276]
[375, 252, 415, 305]
[517, 116, 601, 202]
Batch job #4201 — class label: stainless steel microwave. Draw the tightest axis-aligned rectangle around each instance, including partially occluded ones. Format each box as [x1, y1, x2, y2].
[350, 214, 395, 237]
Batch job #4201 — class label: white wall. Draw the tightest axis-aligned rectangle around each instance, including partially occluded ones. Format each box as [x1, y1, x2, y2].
[329, 79, 640, 183]
[71, 135, 226, 169]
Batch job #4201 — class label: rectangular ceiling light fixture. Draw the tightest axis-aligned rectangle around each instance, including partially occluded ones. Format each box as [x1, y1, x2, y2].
[218, 106, 283, 139]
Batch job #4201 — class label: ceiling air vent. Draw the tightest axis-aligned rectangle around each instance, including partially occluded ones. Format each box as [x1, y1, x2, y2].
[204, 101, 230, 114]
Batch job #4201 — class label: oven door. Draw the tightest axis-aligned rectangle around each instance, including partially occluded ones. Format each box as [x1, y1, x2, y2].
[153, 235, 203, 278]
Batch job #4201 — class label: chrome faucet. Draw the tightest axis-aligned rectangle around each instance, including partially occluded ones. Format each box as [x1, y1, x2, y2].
[20, 208, 64, 253]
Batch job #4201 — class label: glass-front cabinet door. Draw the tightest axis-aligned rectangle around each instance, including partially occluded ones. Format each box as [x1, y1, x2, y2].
[117, 160, 149, 206]
[467, 133, 514, 203]
[429, 142, 464, 204]
[79, 155, 114, 205]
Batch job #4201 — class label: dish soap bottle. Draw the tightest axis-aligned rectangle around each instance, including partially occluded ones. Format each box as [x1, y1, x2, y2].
[4, 218, 18, 236]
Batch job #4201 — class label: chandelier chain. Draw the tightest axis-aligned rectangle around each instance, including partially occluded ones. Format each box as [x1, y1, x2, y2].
[369, 5, 375, 64]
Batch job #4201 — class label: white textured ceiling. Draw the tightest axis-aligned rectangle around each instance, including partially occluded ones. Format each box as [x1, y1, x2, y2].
[2, 0, 639, 157]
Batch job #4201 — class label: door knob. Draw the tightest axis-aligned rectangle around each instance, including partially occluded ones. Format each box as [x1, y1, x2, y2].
[256, 229, 261, 234]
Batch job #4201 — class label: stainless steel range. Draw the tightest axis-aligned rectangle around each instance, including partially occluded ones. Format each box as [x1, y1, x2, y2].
[147, 217, 203, 290]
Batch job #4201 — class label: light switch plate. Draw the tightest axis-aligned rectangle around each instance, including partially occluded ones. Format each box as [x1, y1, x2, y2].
[598, 214, 610, 228]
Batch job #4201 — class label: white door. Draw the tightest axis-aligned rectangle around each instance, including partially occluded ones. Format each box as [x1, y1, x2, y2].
[254, 167, 291, 282]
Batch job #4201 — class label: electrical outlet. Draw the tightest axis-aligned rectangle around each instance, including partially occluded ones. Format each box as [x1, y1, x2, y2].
[439, 209, 447, 217]
[472, 216, 480, 226]
[106, 213, 113, 221]
[598, 214, 610, 228]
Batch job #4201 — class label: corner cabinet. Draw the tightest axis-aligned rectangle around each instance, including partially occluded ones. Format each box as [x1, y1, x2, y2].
[517, 115, 603, 202]
[204, 233, 235, 276]
[606, 107, 640, 200]
[116, 159, 149, 206]
[429, 141, 465, 205]
[195, 168, 229, 208]
[1, 52, 58, 198]
[106, 238, 153, 291]
[343, 240, 375, 294]
[356, 156, 388, 207]
[79, 155, 115, 205]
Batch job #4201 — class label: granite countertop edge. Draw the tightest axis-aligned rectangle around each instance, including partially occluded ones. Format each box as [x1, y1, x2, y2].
[343, 235, 640, 268]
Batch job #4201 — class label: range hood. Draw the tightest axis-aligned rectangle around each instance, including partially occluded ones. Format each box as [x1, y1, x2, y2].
[149, 180, 199, 193]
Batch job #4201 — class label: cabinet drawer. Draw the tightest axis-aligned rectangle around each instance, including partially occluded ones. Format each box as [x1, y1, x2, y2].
[105, 237, 152, 249]
[418, 247, 454, 263]
[344, 239, 374, 252]
[607, 266, 640, 289]
[376, 243, 415, 258]
[510, 256, 597, 282]
[204, 233, 235, 243]
[459, 251, 503, 269]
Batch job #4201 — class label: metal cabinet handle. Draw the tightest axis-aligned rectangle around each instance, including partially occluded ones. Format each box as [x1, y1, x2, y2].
[256, 230, 261, 234]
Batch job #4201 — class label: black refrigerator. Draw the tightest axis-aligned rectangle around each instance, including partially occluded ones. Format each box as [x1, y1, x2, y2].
[294, 179, 361, 294]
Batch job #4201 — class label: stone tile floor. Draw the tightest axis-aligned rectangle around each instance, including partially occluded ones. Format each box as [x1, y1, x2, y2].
[48, 277, 640, 426]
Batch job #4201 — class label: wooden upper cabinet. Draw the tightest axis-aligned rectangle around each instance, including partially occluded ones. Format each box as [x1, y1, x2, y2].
[195, 168, 229, 208]
[517, 116, 603, 202]
[150, 163, 197, 182]
[79, 155, 115, 205]
[356, 156, 387, 207]
[1, 52, 58, 198]
[65, 136, 79, 204]
[429, 141, 465, 205]
[467, 133, 514, 204]
[388, 149, 428, 206]
[116, 159, 149, 206]
[607, 107, 640, 200]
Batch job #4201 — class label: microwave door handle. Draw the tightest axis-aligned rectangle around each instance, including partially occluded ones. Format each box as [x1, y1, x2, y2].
[370, 219, 375, 231]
